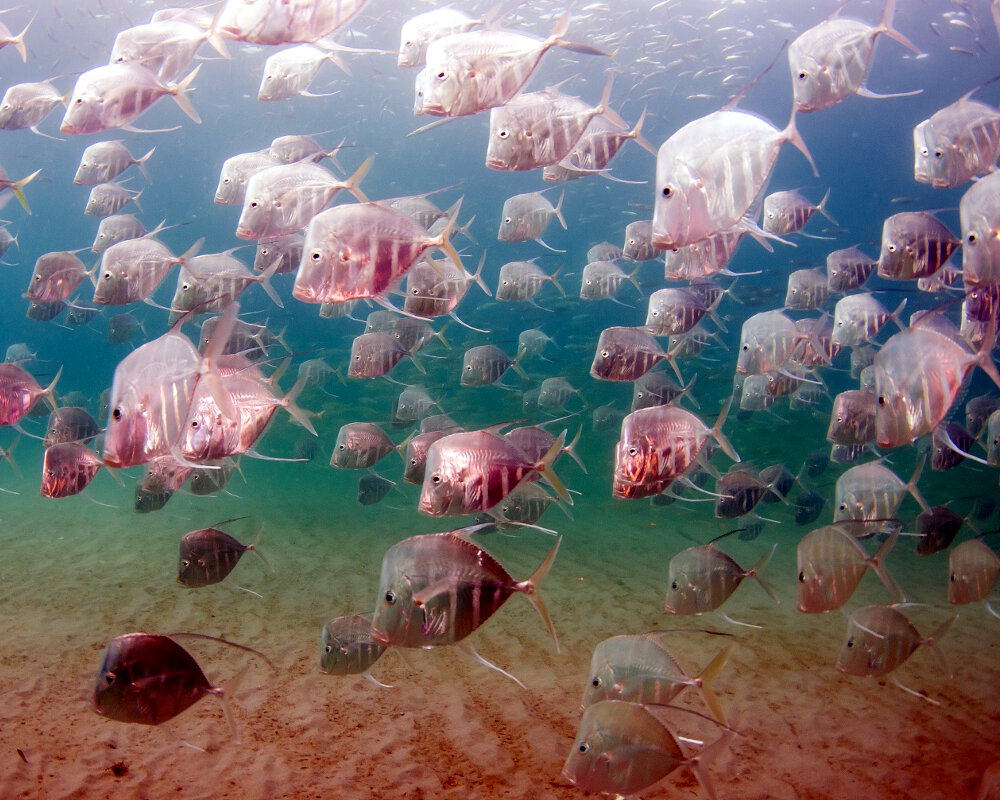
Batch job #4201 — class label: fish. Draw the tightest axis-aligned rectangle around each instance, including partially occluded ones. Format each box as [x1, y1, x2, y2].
[40, 442, 103, 498]
[664, 541, 778, 616]
[320, 612, 387, 683]
[258, 44, 345, 101]
[293, 196, 465, 305]
[91, 214, 150, 255]
[460, 344, 525, 387]
[831, 295, 905, 347]
[537, 377, 580, 411]
[833, 458, 929, 538]
[216, 0, 366, 45]
[827, 246, 878, 291]
[358, 472, 396, 506]
[44, 406, 100, 447]
[788, 0, 920, 113]
[188, 460, 237, 496]
[330, 422, 400, 470]
[91, 632, 268, 738]
[631, 372, 691, 411]
[622, 219, 659, 262]
[397, 8, 485, 68]
[94, 237, 202, 306]
[913, 90, 1000, 188]
[930, 423, 976, 472]
[0, 80, 67, 135]
[582, 633, 731, 724]
[645, 287, 722, 336]
[877, 212, 960, 281]
[169, 250, 282, 323]
[763, 188, 836, 236]
[74, 141, 155, 186]
[836, 605, 954, 680]
[0, 364, 60, 427]
[60, 63, 201, 134]
[107, 313, 145, 345]
[590, 326, 676, 383]
[215, 150, 278, 206]
[497, 190, 566, 249]
[418, 427, 571, 516]
[875, 316, 1000, 448]
[254, 233, 303, 275]
[110, 19, 229, 83]
[347, 332, 423, 379]
[959, 170, 1000, 288]
[85, 182, 143, 217]
[178, 526, 268, 588]
[580, 260, 641, 302]
[714, 467, 779, 518]
[416, 13, 606, 118]
[496, 260, 564, 303]
[652, 106, 816, 250]
[797, 526, 904, 613]
[613, 400, 739, 499]
[828, 390, 877, 446]
[785, 267, 832, 310]
[403, 429, 450, 485]
[914, 507, 966, 556]
[562, 700, 724, 799]
[795, 489, 826, 525]
[236, 157, 371, 241]
[26, 251, 92, 303]
[371, 528, 560, 652]
[947, 539, 1000, 611]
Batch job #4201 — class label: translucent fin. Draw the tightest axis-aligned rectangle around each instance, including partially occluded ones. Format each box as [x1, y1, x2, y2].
[515, 535, 562, 653]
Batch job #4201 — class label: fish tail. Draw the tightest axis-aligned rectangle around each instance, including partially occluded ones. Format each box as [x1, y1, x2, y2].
[596, 74, 625, 130]
[214, 664, 249, 744]
[536, 430, 573, 505]
[131, 188, 143, 214]
[563, 426, 588, 473]
[749, 543, 779, 604]
[256, 257, 285, 309]
[686, 733, 728, 800]
[11, 168, 41, 214]
[178, 237, 205, 271]
[695, 644, 733, 726]
[816, 187, 837, 225]
[470, 250, 492, 297]
[890, 298, 907, 332]
[877, 0, 921, 54]
[249, 525, 273, 573]
[281, 369, 318, 436]
[551, 10, 611, 57]
[542, 265, 564, 298]
[710, 397, 741, 463]
[627, 263, 643, 294]
[906, 451, 931, 513]
[1, 432, 21, 479]
[516, 535, 562, 654]
[553, 189, 567, 230]
[170, 64, 202, 124]
[206, 2, 231, 60]
[12, 13, 33, 63]
[870, 530, 906, 603]
[632, 106, 658, 156]
[432, 196, 465, 273]
[135, 146, 156, 182]
[924, 614, 957, 680]
[42, 364, 62, 412]
[344, 155, 374, 204]
[664, 344, 685, 385]
[783, 107, 817, 178]
[408, 348, 426, 374]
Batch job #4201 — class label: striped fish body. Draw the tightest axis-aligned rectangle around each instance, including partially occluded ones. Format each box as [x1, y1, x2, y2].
[583, 635, 694, 708]
[294, 203, 448, 304]
[330, 422, 394, 469]
[27, 252, 90, 303]
[763, 190, 828, 235]
[663, 229, 745, 281]
[914, 94, 1000, 188]
[189, 460, 236, 495]
[831, 294, 897, 347]
[95, 238, 185, 305]
[591, 327, 669, 382]
[664, 545, 755, 614]
[0, 364, 54, 426]
[403, 258, 468, 316]
[915, 507, 964, 555]
[826, 246, 877, 291]
[140, 455, 193, 494]
[398, 8, 482, 68]
[215, 150, 277, 206]
[828, 390, 877, 446]
[254, 233, 303, 275]
[623, 220, 658, 262]
[92, 633, 216, 725]
[180, 372, 283, 461]
[714, 469, 769, 518]
[832, 461, 915, 536]
[403, 430, 448, 484]
[178, 527, 255, 587]
[632, 372, 684, 411]
[496, 260, 559, 301]
[785, 268, 830, 310]
[565, 115, 638, 172]
[653, 109, 812, 250]
[40, 443, 102, 498]
[948, 539, 1000, 605]
[959, 170, 1000, 288]
[498, 192, 562, 242]
[347, 332, 414, 378]
[85, 183, 141, 217]
[797, 525, 899, 613]
[0, 81, 64, 130]
[645, 288, 711, 336]
[372, 530, 559, 648]
[75, 141, 153, 186]
[877, 212, 960, 280]
[217, 0, 366, 44]
[736, 310, 800, 375]
[102, 332, 201, 467]
[580, 261, 631, 300]
[259, 45, 335, 101]
[45, 407, 100, 447]
[461, 345, 517, 386]
[836, 605, 947, 677]
[93, 214, 148, 254]
[26, 299, 65, 321]
[321, 613, 386, 674]
[170, 253, 262, 320]
[237, 162, 354, 240]
[110, 20, 210, 83]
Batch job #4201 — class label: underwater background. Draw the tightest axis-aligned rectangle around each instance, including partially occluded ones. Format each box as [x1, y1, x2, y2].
[0, 0, 999, 797]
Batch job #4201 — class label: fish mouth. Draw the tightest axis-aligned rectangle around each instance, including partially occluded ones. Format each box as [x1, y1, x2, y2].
[234, 228, 255, 241]
[291, 283, 319, 304]
[419, 102, 446, 117]
[485, 157, 506, 170]
[370, 627, 391, 647]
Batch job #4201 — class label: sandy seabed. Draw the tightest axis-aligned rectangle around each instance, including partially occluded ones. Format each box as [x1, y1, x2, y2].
[0, 454, 998, 800]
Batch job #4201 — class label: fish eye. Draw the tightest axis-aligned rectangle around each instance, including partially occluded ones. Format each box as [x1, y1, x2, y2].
[797, 571, 804, 582]
[591, 677, 601, 687]
[498, 129, 508, 139]
[949, 573, 956, 582]
[181, 559, 190, 568]
[338, 443, 346, 450]
[431, 474, 441, 483]
[103, 271, 112, 280]
[250, 201, 258, 208]
[504, 217, 511, 224]
[742, 344, 749, 351]
[934, 149, 943, 159]
[436, 71, 446, 79]
[797, 71, 807, 80]
[311, 250, 322, 261]
[104, 672, 116, 685]
[190, 420, 199, 429]
[46, 469, 54, 478]
[887, 244, 896, 252]
[112, 407, 121, 421]
[661, 185, 672, 198]
[846, 637, 854, 648]
[465, 365, 472, 370]
[260, 247, 270, 256]
[578, 743, 589, 754]
[839, 502, 847, 511]
[601, 349, 609, 358]
[920, 147, 928, 157]
[324, 644, 332, 653]
[627, 446, 637, 456]
[75, 98, 83, 105]
[670, 580, 678, 590]
[968, 233, 977, 245]
[384, 590, 397, 604]
[182, 282, 190, 291]
[877, 396, 885, 405]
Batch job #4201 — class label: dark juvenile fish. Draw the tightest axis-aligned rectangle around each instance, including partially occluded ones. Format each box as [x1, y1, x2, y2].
[758, 463, 796, 504]
[26, 298, 65, 322]
[44, 406, 101, 447]
[914, 506, 965, 556]
[91, 632, 271, 737]
[178, 526, 267, 588]
[135, 483, 173, 513]
[794, 489, 826, 525]
[714, 468, 772, 518]
[358, 472, 395, 506]
[107, 313, 144, 344]
[805, 448, 830, 477]
[188, 460, 237, 495]
[320, 612, 388, 685]
[930, 422, 975, 471]
[40, 443, 103, 498]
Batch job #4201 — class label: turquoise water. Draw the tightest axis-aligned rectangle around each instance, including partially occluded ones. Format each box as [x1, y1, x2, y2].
[0, 1, 999, 798]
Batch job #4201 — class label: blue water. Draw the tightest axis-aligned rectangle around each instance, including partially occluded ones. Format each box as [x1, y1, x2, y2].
[0, 1, 999, 798]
